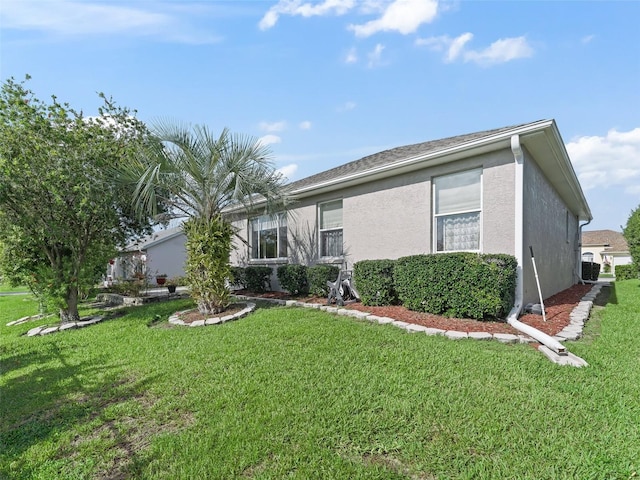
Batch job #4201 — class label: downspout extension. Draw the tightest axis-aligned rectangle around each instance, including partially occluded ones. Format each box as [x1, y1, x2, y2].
[508, 135, 568, 356]
[577, 219, 593, 284]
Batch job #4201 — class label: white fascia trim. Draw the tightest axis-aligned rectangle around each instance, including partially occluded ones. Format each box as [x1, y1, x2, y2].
[290, 120, 555, 197]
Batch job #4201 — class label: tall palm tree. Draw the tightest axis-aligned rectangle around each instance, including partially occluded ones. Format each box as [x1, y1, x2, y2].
[125, 122, 287, 314]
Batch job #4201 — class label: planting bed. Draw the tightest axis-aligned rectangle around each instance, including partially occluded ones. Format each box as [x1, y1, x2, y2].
[235, 283, 595, 337]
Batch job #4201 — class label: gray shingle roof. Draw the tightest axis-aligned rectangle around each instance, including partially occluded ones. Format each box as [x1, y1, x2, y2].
[285, 122, 537, 193]
[582, 229, 629, 252]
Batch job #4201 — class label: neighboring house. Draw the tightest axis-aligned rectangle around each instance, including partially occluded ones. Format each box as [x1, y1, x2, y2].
[581, 229, 631, 276]
[108, 226, 187, 283]
[229, 119, 592, 307]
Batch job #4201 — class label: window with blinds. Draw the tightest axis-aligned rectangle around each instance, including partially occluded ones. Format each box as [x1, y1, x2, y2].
[434, 169, 482, 252]
[319, 199, 343, 257]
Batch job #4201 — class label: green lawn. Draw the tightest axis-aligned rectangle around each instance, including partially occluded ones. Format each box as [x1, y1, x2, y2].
[1, 282, 639, 479]
[0, 282, 29, 293]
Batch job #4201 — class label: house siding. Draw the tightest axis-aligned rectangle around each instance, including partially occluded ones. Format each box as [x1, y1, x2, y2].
[145, 234, 187, 281]
[522, 149, 579, 305]
[231, 147, 518, 269]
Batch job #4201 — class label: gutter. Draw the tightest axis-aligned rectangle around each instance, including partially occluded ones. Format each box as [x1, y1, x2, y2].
[507, 134, 567, 355]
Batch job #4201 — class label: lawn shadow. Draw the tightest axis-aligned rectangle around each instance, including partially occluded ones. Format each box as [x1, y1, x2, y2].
[594, 282, 617, 307]
[0, 342, 164, 478]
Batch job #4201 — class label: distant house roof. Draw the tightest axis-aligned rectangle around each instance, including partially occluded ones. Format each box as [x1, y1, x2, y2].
[582, 229, 629, 253]
[124, 226, 184, 253]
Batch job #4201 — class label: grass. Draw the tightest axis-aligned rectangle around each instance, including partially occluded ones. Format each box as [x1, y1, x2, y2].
[0, 282, 29, 293]
[1, 282, 639, 479]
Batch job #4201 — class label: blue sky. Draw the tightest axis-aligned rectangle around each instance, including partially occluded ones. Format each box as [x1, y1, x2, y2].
[1, 0, 639, 232]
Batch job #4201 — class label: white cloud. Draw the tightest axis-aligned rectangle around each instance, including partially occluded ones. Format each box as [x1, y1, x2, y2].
[337, 101, 357, 112]
[299, 121, 312, 130]
[257, 134, 282, 146]
[463, 36, 533, 66]
[259, 0, 355, 30]
[277, 163, 299, 180]
[0, 0, 222, 44]
[567, 127, 640, 194]
[258, 10, 279, 30]
[447, 32, 473, 62]
[259, 121, 287, 132]
[367, 43, 385, 68]
[345, 47, 358, 64]
[417, 33, 533, 66]
[349, 0, 438, 37]
[581, 34, 595, 44]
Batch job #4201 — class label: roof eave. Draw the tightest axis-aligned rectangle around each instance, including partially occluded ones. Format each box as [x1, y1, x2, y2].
[290, 120, 556, 198]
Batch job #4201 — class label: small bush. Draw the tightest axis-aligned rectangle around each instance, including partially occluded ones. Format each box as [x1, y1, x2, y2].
[353, 259, 397, 306]
[394, 253, 517, 320]
[307, 264, 340, 297]
[167, 276, 186, 286]
[615, 264, 639, 281]
[277, 264, 309, 295]
[230, 267, 247, 289]
[110, 280, 145, 297]
[244, 266, 273, 293]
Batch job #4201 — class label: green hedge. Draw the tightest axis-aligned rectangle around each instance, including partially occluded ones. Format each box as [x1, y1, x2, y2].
[277, 264, 309, 295]
[615, 264, 639, 280]
[394, 253, 517, 320]
[244, 266, 273, 293]
[353, 259, 397, 306]
[307, 264, 340, 297]
[230, 267, 246, 289]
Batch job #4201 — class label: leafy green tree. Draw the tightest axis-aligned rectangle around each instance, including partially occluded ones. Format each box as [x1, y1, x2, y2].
[623, 204, 640, 267]
[124, 122, 287, 314]
[0, 76, 156, 322]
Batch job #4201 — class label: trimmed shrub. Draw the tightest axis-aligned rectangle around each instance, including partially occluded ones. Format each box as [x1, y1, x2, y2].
[230, 267, 247, 289]
[581, 261, 601, 281]
[353, 259, 397, 306]
[244, 266, 273, 293]
[308, 264, 340, 297]
[394, 253, 517, 320]
[615, 264, 639, 281]
[277, 264, 309, 295]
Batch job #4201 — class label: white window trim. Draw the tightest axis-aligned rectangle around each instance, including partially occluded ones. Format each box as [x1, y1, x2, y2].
[249, 213, 288, 261]
[318, 199, 344, 259]
[432, 168, 483, 253]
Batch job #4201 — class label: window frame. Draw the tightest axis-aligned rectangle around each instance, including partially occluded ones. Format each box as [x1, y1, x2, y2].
[249, 212, 288, 261]
[433, 168, 483, 253]
[318, 199, 344, 259]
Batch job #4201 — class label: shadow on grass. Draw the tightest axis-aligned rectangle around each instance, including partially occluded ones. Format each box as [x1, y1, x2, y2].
[595, 282, 617, 307]
[0, 342, 161, 478]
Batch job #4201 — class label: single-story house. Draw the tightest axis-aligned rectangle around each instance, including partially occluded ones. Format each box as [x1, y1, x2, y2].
[229, 119, 593, 307]
[108, 226, 187, 284]
[581, 229, 632, 276]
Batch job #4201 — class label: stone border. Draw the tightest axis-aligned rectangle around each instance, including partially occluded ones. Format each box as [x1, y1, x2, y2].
[551, 282, 605, 342]
[25, 316, 105, 337]
[236, 282, 605, 348]
[168, 302, 256, 327]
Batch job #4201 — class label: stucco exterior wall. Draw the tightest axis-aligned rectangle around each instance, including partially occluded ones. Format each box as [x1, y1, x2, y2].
[231, 147, 518, 270]
[522, 150, 579, 305]
[145, 234, 187, 281]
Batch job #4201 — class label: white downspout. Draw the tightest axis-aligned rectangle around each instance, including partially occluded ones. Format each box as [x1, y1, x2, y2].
[577, 219, 592, 284]
[507, 135, 567, 355]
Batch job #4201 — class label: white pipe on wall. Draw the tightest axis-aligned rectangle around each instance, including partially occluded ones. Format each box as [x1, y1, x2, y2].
[508, 135, 567, 355]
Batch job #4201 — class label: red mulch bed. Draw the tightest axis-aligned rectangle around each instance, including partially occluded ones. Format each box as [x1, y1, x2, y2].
[235, 283, 594, 337]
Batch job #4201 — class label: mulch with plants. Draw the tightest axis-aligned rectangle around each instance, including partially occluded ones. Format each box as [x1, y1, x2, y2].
[235, 283, 595, 337]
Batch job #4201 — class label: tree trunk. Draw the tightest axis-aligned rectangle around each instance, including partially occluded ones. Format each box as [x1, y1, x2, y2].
[60, 287, 81, 323]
